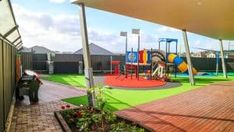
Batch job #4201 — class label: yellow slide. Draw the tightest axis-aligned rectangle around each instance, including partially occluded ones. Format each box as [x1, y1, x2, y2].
[168, 54, 197, 75]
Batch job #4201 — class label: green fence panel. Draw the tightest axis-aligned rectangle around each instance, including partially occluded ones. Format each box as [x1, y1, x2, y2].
[4, 43, 12, 122]
[0, 40, 17, 132]
[12, 47, 16, 95]
[0, 40, 4, 132]
[3, 42, 8, 121]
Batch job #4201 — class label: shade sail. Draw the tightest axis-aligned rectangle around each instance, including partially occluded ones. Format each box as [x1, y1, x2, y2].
[74, 0, 234, 40]
[0, 0, 22, 47]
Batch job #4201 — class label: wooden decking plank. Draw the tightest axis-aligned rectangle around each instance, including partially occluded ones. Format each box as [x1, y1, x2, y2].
[117, 81, 234, 131]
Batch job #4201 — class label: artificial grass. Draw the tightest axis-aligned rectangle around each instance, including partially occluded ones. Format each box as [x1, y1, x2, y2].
[62, 95, 88, 106]
[42, 74, 86, 88]
[62, 75, 234, 112]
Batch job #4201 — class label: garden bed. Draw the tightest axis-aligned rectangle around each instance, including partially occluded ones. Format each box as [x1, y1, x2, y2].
[55, 106, 152, 132]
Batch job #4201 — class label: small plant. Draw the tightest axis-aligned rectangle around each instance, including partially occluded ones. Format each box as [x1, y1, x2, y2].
[60, 85, 147, 131]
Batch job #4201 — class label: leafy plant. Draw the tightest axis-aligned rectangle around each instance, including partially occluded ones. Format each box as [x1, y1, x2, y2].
[61, 85, 146, 131]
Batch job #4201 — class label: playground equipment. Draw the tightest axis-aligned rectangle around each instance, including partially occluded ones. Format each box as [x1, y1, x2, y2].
[112, 37, 198, 82]
[159, 38, 198, 75]
[125, 49, 151, 78]
[123, 38, 184, 81]
[158, 38, 178, 56]
[111, 61, 121, 75]
[125, 48, 170, 81]
[168, 53, 197, 74]
[151, 50, 168, 80]
[152, 61, 166, 78]
[158, 38, 178, 77]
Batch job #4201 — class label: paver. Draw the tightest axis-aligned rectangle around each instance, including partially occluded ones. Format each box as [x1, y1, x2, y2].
[10, 80, 86, 132]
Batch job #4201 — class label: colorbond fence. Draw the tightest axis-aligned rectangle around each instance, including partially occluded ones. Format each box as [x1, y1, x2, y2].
[21, 53, 234, 75]
[21, 54, 126, 74]
[53, 54, 126, 73]
[21, 52, 33, 71]
[21, 53, 48, 73]
[0, 39, 17, 131]
[182, 57, 234, 72]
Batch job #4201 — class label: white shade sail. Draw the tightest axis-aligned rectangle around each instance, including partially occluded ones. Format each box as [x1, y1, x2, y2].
[0, 0, 22, 47]
[74, 0, 234, 40]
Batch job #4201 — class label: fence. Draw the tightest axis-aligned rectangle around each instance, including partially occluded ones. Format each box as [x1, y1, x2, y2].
[20, 53, 234, 75]
[182, 57, 234, 72]
[53, 54, 83, 74]
[21, 52, 32, 71]
[0, 39, 17, 131]
[21, 53, 48, 73]
[53, 54, 125, 73]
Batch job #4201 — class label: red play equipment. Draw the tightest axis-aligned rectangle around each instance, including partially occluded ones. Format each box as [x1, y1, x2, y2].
[125, 64, 138, 78]
[111, 61, 121, 75]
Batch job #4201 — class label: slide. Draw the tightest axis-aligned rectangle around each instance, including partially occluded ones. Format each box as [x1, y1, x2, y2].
[167, 53, 197, 75]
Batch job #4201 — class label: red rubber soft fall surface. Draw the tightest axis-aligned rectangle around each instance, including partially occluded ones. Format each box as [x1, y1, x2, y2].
[104, 74, 166, 89]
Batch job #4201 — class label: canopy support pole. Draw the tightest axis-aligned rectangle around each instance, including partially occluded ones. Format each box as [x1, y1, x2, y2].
[79, 3, 96, 107]
[219, 39, 227, 78]
[182, 29, 195, 85]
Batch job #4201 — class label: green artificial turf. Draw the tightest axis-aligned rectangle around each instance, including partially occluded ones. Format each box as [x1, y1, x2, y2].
[62, 75, 234, 112]
[42, 74, 86, 88]
[62, 95, 88, 106]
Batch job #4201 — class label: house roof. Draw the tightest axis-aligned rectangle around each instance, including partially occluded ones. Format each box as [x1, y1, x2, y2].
[54, 54, 82, 62]
[31, 46, 55, 54]
[19, 46, 32, 53]
[74, 43, 114, 55]
[19, 45, 56, 54]
[74, 0, 234, 40]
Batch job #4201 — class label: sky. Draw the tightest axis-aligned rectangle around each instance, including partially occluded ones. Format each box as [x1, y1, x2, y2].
[11, 0, 234, 53]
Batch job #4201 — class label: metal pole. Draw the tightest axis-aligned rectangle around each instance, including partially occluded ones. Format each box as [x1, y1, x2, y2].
[110, 56, 112, 74]
[158, 41, 161, 50]
[165, 41, 168, 55]
[219, 39, 227, 78]
[138, 35, 140, 50]
[215, 52, 219, 76]
[150, 48, 153, 79]
[137, 35, 140, 80]
[79, 3, 95, 107]
[182, 29, 195, 85]
[131, 48, 133, 79]
[168, 42, 171, 53]
[175, 41, 178, 78]
[125, 36, 128, 76]
[125, 36, 128, 61]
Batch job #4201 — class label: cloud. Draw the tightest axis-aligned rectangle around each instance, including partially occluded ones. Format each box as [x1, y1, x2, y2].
[49, 0, 67, 4]
[12, 3, 164, 53]
[13, 3, 81, 52]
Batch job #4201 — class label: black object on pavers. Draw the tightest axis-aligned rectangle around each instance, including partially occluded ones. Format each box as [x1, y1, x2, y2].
[16, 70, 43, 103]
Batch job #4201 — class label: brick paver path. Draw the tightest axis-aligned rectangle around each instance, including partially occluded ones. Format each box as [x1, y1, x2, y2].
[10, 80, 86, 132]
[117, 81, 234, 132]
